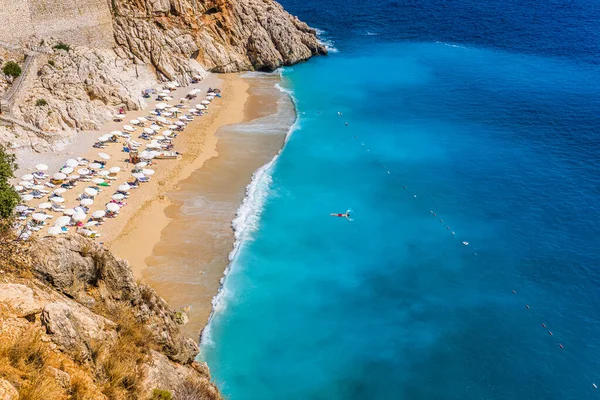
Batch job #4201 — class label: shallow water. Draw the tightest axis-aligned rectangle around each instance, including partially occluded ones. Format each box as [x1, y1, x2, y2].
[201, 1, 600, 398]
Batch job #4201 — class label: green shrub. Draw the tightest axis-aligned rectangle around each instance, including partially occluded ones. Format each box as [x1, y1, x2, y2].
[53, 42, 70, 51]
[48, 60, 55, 67]
[35, 99, 47, 107]
[2, 61, 21, 78]
[0, 145, 19, 219]
[151, 389, 173, 400]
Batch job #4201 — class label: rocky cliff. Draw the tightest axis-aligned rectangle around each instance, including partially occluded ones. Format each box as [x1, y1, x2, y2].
[0, 234, 221, 399]
[0, 0, 325, 151]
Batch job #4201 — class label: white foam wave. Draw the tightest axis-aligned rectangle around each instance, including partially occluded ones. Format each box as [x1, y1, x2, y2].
[200, 80, 301, 348]
[435, 41, 467, 49]
[315, 28, 339, 53]
[366, 31, 379, 36]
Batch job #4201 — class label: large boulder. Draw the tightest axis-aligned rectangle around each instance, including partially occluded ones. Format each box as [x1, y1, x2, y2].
[0, 378, 18, 400]
[0, 283, 42, 318]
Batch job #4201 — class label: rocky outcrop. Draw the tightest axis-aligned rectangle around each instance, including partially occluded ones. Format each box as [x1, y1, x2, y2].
[0, 379, 18, 400]
[0, 234, 220, 398]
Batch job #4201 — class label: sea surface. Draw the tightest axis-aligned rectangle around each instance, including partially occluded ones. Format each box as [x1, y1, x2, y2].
[200, 0, 600, 398]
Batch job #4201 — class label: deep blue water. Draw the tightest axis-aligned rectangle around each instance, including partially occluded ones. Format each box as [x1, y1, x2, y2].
[200, 0, 600, 398]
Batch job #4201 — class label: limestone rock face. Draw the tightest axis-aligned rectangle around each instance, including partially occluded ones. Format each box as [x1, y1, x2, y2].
[0, 283, 42, 317]
[0, 378, 19, 400]
[112, 0, 327, 79]
[41, 302, 117, 358]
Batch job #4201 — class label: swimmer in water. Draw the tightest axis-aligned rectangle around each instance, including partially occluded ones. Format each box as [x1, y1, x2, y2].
[330, 210, 352, 221]
[512, 290, 517, 294]
[559, 344, 564, 349]
[345, 122, 348, 126]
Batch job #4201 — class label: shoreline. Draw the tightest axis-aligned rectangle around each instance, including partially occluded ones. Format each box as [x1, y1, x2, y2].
[107, 73, 250, 277]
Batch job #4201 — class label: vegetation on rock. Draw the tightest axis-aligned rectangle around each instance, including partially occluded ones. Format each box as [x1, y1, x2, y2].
[2, 61, 21, 79]
[53, 42, 71, 52]
[0, 145, 19, 219]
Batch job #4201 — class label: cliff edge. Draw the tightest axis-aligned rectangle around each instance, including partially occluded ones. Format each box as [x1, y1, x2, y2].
[0, 234, 221, 399]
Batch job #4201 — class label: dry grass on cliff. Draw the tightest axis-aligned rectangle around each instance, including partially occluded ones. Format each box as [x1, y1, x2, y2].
[0, 220, 34, 279]
[0, 328, 63, 400]
[92, 306, 156, 399]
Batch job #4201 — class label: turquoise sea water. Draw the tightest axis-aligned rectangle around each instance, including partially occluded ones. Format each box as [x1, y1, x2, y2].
[201, 1, 600, 398]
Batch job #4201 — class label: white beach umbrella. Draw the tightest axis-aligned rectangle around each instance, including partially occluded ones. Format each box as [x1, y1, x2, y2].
[109, 167, 121, 174]
[92, 178, 105, 184]
[55, 216, 71, 227]
[134, 162, 147, 168]
[84, 188, 98, 197]
[32, 213, 48, 222]
[20, 182, 33, 189]
[50, 197, 65, 203]
[154, 135, 166, 141]
[66, 159, 79, 167]
[98, 170, 110, 176]
[130, 119, 140, 125]
[112, 193, 125, 201]
[97, 136, 109, 142]
[21, 194, 34, 202]
[149, 111, 158, 115]
[89, 163, 102, 170]
[15, 205, 28, 213]
[63, 208, 75, 216]
[77, 168, 90, 176]
[123, 125, 135, 132]
[143, 127, 154, 134]
[155, 103, 168, 110]
[21, 174, 34, 181]
[132, 172, 145, 179]
[72, 212, 86, 222]
[156, 116, 168, 123]
[146, 143, 161, 149]
[163, 130, 173, 137]
[149, 151, 161, 158]
[85, 221, 98, 227]
[138, 117, 148, 122]
[14, 185, 24, 192]
[142, 169, 155, 176]
[60, 167, 73, 175]
[92, 210, 106, 219]
[68, 175, 80, 181]
[80, 198, 94, 206]
[106, 203, 120, 212]
[98, 152, 110, 160]
[35, 164, 48, 171]
[54, 188, 67, 195]
[195, 104, 206, 110]
[175, 121, 185, 127]
[38, 202, 52, 209]
[168, 124, 178, 130]
[139, 151, 152, 159]
[32, 185, 44, 191]
[201, 100, 210, 105]
[150, 124, 161, 131]
[168, 107, 179, 113]
[118, 184, 131, 192]
[48, 226, 62, 236]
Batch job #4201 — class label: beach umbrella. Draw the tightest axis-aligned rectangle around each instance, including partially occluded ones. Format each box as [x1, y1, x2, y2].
[154, 135, 166, 141]
[63, 208, 75, 216]
[146, 143, 161, 149]
[98, 170, 110, 176]
[142, 169, 155, 176]
[175, 121, 185, 127]
[68, 175, 80, 181]
[32, 213, 48, 222]
[195, 104, 206, 110]
[85, 221, 98, 227]
[80, 198, 94, 206]
[168, 107, 179, 112]
[139, 151, 151, 159]
[130, 119, 140, 125]
[35, 163, 48, 171]
[50, 197, 65, 203]
[201, 100, 210, 105]
[60, 167, 73, 175]
[92, 210, 106, 219]
[98, 152, 110, 160]
[123, 125, 135, 132]
[21, 194, 34, 202]
[66, 159, 79, 167]
[106, 203, 120, 212]
[38, 202, 52, 209]
[54, 188, 67, 194]
[97, 136, 109, 142]
[118, 184, 131, 192]
[89, 163, 102, 170]
[168, 124, 178, 130]
[21, 174, 34, 181]
[14, 185, 24, 192]
[143, 127, 154, 134]
[112, 193, 125, 201]
[72, 212, 86, 222]
[19, 182, 33, 189]
[163, 130, 173, 137]
[150, 124, 161, 131]
[132, 172, 145, 179]
[84, 188, 98, 197]
[138, 117, 148, 122]
[109, 167, 121, 174]
[155, 103, 168, 110]
[149, 111, 158, 115]
[77, 168, 91, 176]
[134, 162, 147, 168]
[32, 185, 45, 191]
[15, 205, 28, 213]
[92, 178, 105, 184]
[55, 216, 71, 227]
[156, 116, 168, 123]
[48, 227, 62, 236]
